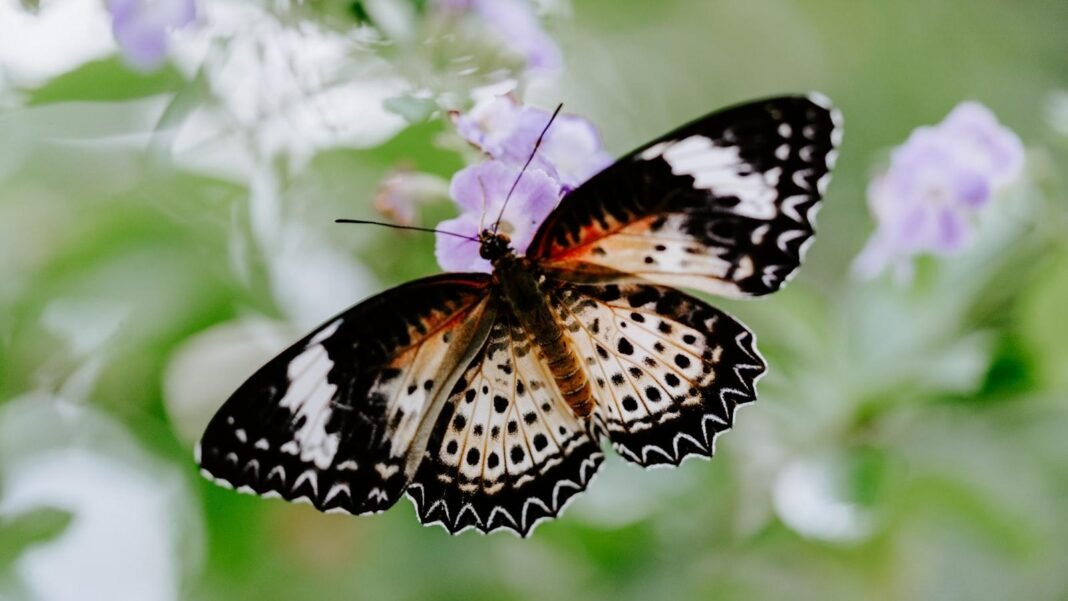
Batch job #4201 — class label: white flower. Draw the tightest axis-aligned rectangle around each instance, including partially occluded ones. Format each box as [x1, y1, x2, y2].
[168, 1, 409, 176]
[0, 0, 115, 88]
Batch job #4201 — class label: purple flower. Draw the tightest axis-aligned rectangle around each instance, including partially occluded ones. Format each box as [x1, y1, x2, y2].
[108, 0, 196, 71]
[438, 0, 561, 72]
[505, 107, 614, 193]
[853, 102, 1024, 280]
[454, 94, 525, 159]
[455, 95, 613, 191]
[437, 97, 610, 273]
[939, 102, 1025, 187]
[435, 160, 560, 273]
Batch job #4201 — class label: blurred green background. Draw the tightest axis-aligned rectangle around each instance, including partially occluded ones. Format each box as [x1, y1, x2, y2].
[2, 0, 1068, 600]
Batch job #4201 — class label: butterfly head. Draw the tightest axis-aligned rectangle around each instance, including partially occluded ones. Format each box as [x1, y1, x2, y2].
[478, 229, 513, 263]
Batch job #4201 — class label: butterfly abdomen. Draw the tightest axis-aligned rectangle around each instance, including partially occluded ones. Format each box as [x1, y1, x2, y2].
[494, 256, 594, 418]
[537, 327, 594, 417]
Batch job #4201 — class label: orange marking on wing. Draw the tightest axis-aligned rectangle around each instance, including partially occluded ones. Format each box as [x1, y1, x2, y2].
[385, 296, 488, 367]
[546, 216, 657, 262]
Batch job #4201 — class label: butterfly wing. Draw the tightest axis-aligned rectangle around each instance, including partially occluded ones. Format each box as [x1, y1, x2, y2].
[551, 283, 765, 466]
[527, 95, 842, 297]
[196, 274, 496, 515]
[408, 304, 604, 536]
[406, 281, 765, 535]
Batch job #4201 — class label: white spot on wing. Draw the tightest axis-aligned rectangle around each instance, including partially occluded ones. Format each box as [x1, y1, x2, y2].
[751, 224, 771, 245]
[780, 195, 808, 222]
[806, 91, 834, 110]
[659, 135, 778, 219]
[278, 343, 340, 470]
[639, 141, 672, 160]
[324, 483, 351, 505]
[733, 255, 755, 280]
[309, 319, 342, 345]
[375, 463, 399, 479]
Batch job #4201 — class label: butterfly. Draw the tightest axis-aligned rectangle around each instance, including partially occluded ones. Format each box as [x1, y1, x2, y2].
[196, 94, 842, 536]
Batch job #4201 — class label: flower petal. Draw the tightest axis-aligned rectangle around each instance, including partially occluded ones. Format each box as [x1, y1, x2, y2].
[454, 96, 611, 191]
[940, 101, 1025, 187]
[109, 0, 196, 70]
[501, 108, 612, 189]
[454, 94, 522, 158]
[438, 159, 560, 272]
[952, 166, 992, 210]
[449, 160, 515, 214]
[931, 207, 970, 254]
[472, 0, 561, 71]
[435, 213, 489, 273]
[498, 166, 560, 254]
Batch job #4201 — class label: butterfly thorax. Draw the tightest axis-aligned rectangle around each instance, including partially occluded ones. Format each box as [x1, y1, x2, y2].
[481, 230, 595, 418]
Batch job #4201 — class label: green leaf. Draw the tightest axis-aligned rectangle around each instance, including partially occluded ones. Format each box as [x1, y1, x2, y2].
[27, 57, 185, 105]
[0, 507, 74, 569]
[1018, 248, 1068, 392]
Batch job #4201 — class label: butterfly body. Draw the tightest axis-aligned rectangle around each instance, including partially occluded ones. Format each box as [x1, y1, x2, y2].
[197, 95, 842, 536]
[486, 230, 597, 418]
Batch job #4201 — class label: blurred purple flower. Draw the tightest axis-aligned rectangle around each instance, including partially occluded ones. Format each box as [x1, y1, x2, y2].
[939, 102, 1025, 187]
[853, 102, 1024, 280]
[437, 0, 561, 72]
[454, 95, 524, 159]
[373, 169, 449, 227]
[435, 160, 559, 273]
[108, 0, 196, 71]
[455, 95, 613, 192]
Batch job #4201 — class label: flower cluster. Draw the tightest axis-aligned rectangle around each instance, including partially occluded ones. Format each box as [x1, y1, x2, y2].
[853, 102, 1024, 280]
[454, 94, 613, 192]
[435, 95, 613, 272]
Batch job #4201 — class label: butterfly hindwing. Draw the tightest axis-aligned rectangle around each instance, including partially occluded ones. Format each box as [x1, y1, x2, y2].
[409, 305, 604, 536]
[552, 283, 765, 466]
[196, 274, 494, 515]
[528, 95, 842, 297]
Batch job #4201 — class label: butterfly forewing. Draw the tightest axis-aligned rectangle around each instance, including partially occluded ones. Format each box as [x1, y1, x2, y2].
[528, 95, 842, 297]
[197, 274, 494, 515]
[552, 283, 765, 465]
[408, 306, 604, 536]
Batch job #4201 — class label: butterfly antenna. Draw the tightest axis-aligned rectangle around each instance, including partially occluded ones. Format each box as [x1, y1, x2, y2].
[492, 103, 563, 234]
[334, 219, 479, 242]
